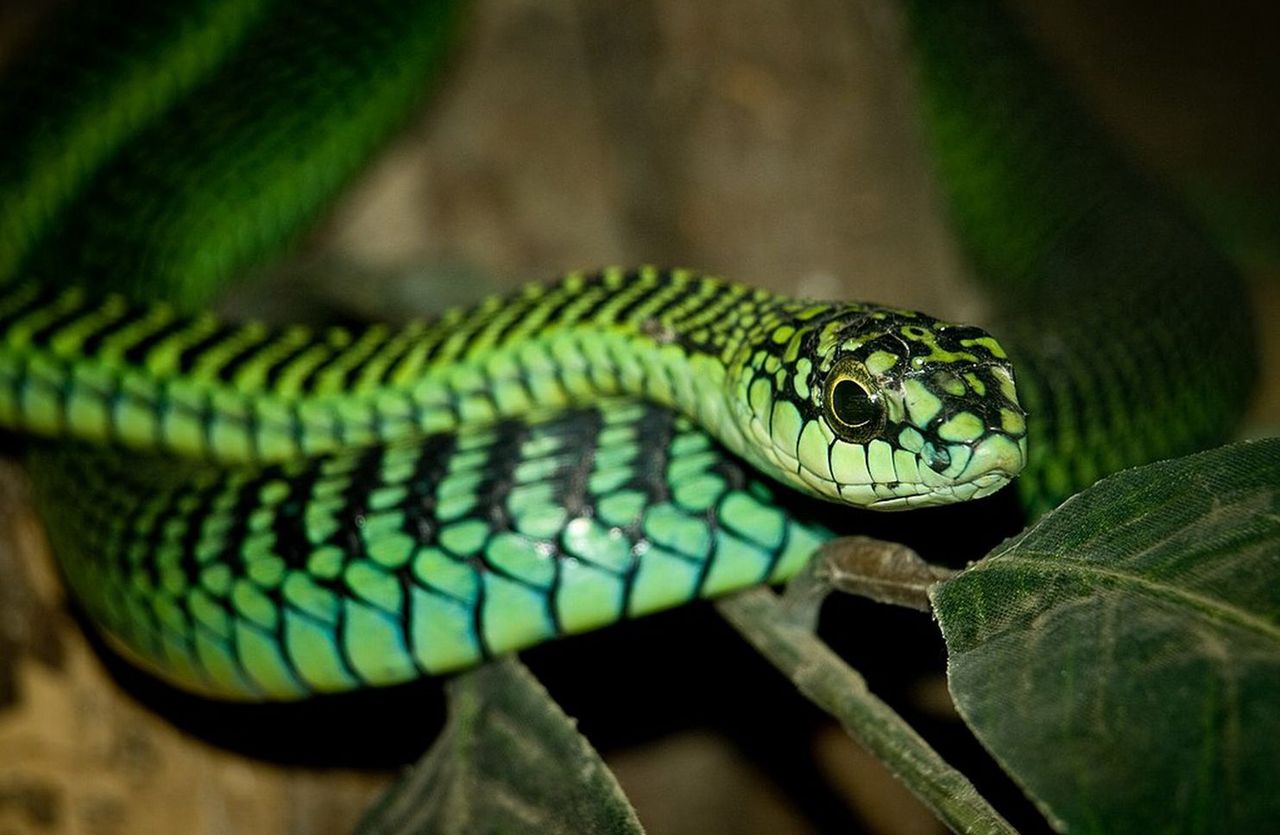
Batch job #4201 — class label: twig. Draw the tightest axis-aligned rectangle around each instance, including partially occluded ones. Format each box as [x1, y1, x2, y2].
[813, 535, 955, 611]
[715, 583, 1015, 835]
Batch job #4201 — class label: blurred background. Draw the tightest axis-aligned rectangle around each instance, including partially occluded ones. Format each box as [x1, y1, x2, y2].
[0, 1, 1276, 833]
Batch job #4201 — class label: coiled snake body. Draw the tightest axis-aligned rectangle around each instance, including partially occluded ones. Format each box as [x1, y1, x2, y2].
[0, 0, 1256, 699]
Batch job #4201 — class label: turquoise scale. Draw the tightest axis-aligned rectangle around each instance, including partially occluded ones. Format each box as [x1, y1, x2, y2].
[30, 399, 832, 699]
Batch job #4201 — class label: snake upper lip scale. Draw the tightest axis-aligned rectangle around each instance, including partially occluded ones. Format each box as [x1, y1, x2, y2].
[862, 437, 1028, 510]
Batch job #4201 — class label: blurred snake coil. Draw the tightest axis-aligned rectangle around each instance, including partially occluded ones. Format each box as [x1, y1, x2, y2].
[0, 0, 1257, 700]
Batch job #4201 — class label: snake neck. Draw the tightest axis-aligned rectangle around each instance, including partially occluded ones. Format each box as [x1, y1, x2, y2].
[0, 267, 795, 466]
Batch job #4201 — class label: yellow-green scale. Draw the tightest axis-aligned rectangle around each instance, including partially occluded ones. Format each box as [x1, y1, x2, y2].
[0, 268, 782, 474]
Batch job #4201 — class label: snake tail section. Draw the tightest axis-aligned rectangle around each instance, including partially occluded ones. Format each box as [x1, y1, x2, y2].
[904, 0, 1258, 515]
[32, 401, 830, 700]
[10, 0, 470, 309]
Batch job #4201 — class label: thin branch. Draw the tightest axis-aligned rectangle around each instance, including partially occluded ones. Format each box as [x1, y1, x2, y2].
[814, 536, 955, 611]
[715, 582, 1015, 835]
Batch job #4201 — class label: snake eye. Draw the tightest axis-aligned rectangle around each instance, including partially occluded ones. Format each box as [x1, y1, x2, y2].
[823, 358, 884, 443]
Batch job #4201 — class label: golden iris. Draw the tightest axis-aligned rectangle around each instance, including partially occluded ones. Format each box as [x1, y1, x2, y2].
[823, 357, 884, 443]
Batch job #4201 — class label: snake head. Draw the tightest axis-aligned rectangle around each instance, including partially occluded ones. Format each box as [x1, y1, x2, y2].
[736, 303, 1027, 509]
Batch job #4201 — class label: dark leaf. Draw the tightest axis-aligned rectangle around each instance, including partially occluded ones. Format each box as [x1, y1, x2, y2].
[933, 439, 1280, 833]
[358, 657, 644, 835]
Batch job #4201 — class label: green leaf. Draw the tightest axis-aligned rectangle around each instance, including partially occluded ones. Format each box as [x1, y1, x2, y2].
[932, 438, 1280, 833]
[357, 657, 644, 835]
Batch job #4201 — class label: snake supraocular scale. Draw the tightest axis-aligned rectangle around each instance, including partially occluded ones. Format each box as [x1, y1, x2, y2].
[2, 267, 1026, 698]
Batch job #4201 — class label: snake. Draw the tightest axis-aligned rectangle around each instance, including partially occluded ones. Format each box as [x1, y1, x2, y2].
[0, 0, 1256, 701]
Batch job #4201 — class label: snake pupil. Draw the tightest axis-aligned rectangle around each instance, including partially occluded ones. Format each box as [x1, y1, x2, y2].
[832, 379, 878, 428]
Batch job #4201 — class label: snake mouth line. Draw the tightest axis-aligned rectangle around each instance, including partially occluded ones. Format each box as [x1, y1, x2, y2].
[797, 428, 1025, 509]
[866, 470, 1013, 509]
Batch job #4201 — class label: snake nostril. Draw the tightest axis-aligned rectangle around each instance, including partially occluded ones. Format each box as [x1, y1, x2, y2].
[923, 444, 951, 473]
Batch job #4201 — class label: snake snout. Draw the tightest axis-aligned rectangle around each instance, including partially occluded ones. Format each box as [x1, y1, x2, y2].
[965, 433, 1026, 481]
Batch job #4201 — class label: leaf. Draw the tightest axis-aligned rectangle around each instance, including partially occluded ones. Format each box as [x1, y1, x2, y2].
[357, 658, 644, 835]
[932, 438, 1280, 833]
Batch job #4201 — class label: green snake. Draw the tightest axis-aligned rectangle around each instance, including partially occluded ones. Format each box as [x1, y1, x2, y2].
[0, 0, 1256, 700]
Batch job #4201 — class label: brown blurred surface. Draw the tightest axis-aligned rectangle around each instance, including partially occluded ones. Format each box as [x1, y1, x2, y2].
[1, 1, 1277, 834]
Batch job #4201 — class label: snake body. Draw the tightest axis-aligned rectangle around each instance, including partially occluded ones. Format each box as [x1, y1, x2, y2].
[903, 0, 1257, 514]
[0, 0, 1257, 699]
[2, 0, 466, 305]
[6, 265, 1023, 698]
[34, 403, 826, 698]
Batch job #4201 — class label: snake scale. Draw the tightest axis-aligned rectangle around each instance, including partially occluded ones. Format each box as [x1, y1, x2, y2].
[0, 0, 1256, 700]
